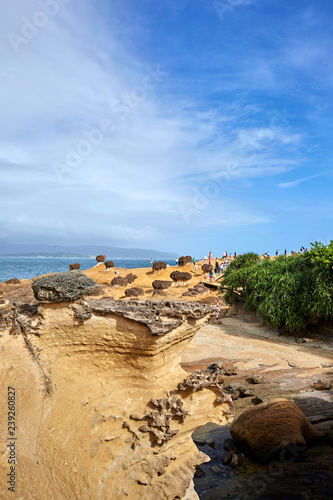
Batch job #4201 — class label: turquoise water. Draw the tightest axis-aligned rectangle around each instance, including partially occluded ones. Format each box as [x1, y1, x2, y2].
[0, 257, 177, 282]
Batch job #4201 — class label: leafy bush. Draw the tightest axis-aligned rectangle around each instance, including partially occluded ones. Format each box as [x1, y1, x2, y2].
[222, 243, 333, 333]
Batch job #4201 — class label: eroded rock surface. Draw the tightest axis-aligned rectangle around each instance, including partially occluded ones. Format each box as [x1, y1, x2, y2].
[0, 281, 233, 500]
[230, 398, 323, 462]
[32, 271, 98, 302]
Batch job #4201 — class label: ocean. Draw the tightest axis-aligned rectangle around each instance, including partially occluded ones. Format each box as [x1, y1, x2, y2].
[0, 257, 178, 282]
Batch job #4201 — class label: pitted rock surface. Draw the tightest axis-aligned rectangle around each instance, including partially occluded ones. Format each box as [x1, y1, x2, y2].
[88, 299, 215, 335]
[32, 271, 99, 303]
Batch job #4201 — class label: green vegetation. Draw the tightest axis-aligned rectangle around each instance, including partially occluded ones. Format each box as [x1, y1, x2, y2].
[222, 243, 333, 333]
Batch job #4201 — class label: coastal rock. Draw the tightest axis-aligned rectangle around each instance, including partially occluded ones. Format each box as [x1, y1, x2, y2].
[182, 283, 210, 297]
[170, 271, 192, 286]
[31, 271, 98, 302]
[230, 399, 323, 462]
[313, 379, 332, 391]
[105, 260, 115, 268]
[201, 264, 213, 274]
[248, 374, 263, 384]
[69, 263, 80, 271]
[179, 256, 192, 267]
[0, 293, 234, 499]
[96, 254, 106, 263]
[111, 276, 128, 287]
[5, 278, 21, 285]
[126, 273, 137, 285]
[152, 280, 172, 290]
[125, 287, 145, 297]
[152, 261, 167, 272]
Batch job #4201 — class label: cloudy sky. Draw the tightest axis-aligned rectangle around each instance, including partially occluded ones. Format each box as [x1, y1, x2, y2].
[0, 0, 332, 256]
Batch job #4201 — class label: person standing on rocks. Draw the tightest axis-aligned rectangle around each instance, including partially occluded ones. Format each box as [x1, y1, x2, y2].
[208, 251, 212, 265]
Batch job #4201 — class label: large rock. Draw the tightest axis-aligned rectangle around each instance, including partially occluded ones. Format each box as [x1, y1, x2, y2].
[152, 280, 172, 290]
[170, 271, 192, 286]
[96, 254, 106, 263]
[69, 263, 80, 271]
[105, 260, 114, 268]
[230, 399, 323, 462]
[152, 261, 167, 272]
[5, 278, 21, 285]
[111, 276, 128, 287]
[32, 271, 99, 303]
[179, 256, 192, 266]
[125, 287, 145, 297]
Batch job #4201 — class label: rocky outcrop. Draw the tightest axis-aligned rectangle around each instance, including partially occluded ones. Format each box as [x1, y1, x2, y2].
[230, 399, 323, 462]
[0, 285, 234, 500]
[69, 263, 80, 271]
[126, 273, 137, 285]
[96, 254, 106, 263]
[5, 278, 21, 285]
[170, 271, 192, 286]
[105, 260, 115, 268]
[31, 271, 98, 302]
[152, 280, 172, 290]
[201, 264, 213, 274]
[182, 283, 210, 297]
[125, 287, 145, 297]
[111, 276, 128, 287]
[179, 256, 192, 267]
[152, 261, 167, 272]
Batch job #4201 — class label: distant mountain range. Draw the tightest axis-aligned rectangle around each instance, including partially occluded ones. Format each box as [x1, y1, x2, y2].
[0, 243, 178, 260]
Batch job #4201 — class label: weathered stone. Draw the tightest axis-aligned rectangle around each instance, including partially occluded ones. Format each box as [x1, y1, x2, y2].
[96, 254, 106, 263]
[32, 271, 99, 303]
[111, 277, 128, 287]
[241, 388, 255, 398]
[248, 374, 263, 384]
[201, 264, 213, 274]
[313, 379, 332, 391]
[223, 362, 237, 376]
[5, 278, 21, 285]
[152, 280, 172, 290]
[152, 262, 167, 272]
[170, 271, 192, 286]
[88, 299, 216, 336]
[230, 399, 323, 462]
[105, 260, 114, 268]
[69, 263, 80, 271]
[179, 256, 192, 267]
[125, 287, 144, 297]
[126, 273, 137, 285]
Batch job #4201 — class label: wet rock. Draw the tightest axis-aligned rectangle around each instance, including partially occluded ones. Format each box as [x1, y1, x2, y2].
[230, 399, 323, 462]
[5, 278, 21, 285]
[325, 430, 333, 447]
[125, 287, 144, 297]
[248, 374, 263, 384]
[206, 438, 215, 447]
[211, 465, 222, 475]
[96, 255, 106, 263]
[194, 466, 205, 478]
[252, 396, 268, 405]
[69, 263, 80, 271]
[32, 271, 99, 303]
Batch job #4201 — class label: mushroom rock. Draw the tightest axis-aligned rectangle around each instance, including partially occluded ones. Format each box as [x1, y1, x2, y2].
[152, 261, 167, 273]
[5, 278, 21, 285]
[0, 291, 234, 499]
[152, 280, 172, 290]
[170, 271, 192, 286]
[105, 261, 115, 270]
[178, 256, 192, 267]
[31, 271, 99, 303]
[125, 287, 145, 297]
[111, 276, 128, 287]
[96, 254, 106, 263]
[152, 289, 167, 296]
[230, 399, 323, 463]
[201, 264, 213, 274]
[69, 263, 80, 271]
[182, 284, 210, 297]
[126, 273, 137, 285]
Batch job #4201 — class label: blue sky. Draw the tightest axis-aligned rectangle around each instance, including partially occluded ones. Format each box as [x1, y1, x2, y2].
[0, 0, 332, 257]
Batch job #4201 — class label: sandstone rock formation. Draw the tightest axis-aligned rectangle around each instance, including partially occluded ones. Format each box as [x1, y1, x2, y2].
[4, 278, 21, 285]
[152, 261, 167, 273]
[96, 254, 106, 263]
[105, 260, 115, 269]
[152, 280, 172, 290]
[170, 271, 192, 286]
[230, 399, 323, 462]
[111, 276, 128, 287]
[201, 264, 213, 274]
[125, 287, 145, 297]
[69, 263, 80, 271]
[182, 283, 210, 297]
[32, 271, 99, 302]
[126, 273, 137, 285]
[0, 286, 234, 499]
[179, 256, 192, 267]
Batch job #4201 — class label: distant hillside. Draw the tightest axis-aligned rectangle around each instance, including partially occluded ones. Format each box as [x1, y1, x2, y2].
[0, 243, 178, 260]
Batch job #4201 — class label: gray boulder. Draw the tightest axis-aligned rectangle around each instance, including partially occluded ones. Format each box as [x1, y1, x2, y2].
[32, 271, 99, 303]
